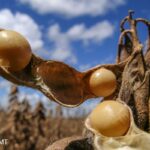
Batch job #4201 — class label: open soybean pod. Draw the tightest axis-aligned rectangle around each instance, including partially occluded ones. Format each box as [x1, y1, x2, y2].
[35, 61, 84, 107]
[35, 61, 124, 107]
[0, 53, 125, 107]
[0, 28, 125, 107]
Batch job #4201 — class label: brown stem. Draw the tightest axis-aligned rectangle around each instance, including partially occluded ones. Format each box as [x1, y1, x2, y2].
[120, 16, 129, 32]
[128, 11, 142, 51]
[147, 25, 150, 52]
[136, 18, 149, 26]
[118, 10, 145, 64]
[117, 30, 132, 63]
[136, 18, 150, 51]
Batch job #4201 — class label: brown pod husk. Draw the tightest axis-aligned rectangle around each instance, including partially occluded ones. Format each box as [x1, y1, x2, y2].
[85, 101, 150, 150]
[0, 54, 125, 107]
[36, 61, 84, 106]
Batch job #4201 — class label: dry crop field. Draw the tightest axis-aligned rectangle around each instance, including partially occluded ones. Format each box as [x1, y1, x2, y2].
[0, 85, 85, 150]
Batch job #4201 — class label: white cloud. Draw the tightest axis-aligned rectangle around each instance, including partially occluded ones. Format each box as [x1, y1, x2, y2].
[18, 0, 126, 18]
[0, 9, 43, 51]
[48, 24, 78, 64]
[48, 21, 114, 64]
[67, 21, 114, 43]
[50, 49, 77, 64]
[48, 21, 114, 44]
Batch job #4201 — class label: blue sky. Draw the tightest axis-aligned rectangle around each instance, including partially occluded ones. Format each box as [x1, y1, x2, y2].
[0, 0, 149, 110]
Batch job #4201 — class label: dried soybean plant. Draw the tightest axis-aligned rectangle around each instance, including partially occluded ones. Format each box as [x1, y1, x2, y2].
[0, 10, 150, 134]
